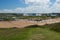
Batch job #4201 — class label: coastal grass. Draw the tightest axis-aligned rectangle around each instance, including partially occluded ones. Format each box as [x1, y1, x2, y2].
[0, 26, 60, 40]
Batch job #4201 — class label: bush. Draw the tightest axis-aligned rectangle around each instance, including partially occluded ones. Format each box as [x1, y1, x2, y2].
[3, 17, 15, 21]
[50, 23, 60, 32]
[44, 23, 60, 32]
[25, 25, 41, 28]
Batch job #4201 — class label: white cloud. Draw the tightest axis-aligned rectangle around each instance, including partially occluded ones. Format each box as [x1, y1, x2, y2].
[0, 0, 60, 13]
[25, 0, 50, 4]
[25, 0, 50, 8]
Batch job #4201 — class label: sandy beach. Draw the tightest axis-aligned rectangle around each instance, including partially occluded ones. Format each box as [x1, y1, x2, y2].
[0, 18, 60, 28]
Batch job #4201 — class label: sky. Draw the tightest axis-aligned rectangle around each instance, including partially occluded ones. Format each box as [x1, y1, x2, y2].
[0, 0, 60, 13]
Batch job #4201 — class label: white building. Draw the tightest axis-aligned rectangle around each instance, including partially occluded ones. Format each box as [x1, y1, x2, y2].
[23, 13, 41, 16]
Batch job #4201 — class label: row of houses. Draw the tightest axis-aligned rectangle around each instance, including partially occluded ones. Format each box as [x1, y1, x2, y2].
[0, 13, 60, 16]
[42, 13, 60, 16]
[16, 13, 41, 16]
[17, 13, 60, 16]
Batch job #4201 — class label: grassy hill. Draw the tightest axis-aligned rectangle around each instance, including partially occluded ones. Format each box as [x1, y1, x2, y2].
[0, 23, 60, 40]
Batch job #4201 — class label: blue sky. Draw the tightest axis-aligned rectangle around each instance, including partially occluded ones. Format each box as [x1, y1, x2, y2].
[0, 0, 60, 13]
[0, 0, 28, 9]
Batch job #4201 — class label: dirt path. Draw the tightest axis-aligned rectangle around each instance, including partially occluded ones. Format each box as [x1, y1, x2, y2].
[0, 18, 60, 28]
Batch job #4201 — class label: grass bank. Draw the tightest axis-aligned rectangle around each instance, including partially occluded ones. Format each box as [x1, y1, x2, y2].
[0, 25, 60, 40]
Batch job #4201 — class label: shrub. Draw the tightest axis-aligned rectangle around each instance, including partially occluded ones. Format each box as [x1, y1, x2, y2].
[44, 23, 60, 32]
[50, 23, 60, 32]
[25, 25, 41, 28]
[3, 17, 15, 21]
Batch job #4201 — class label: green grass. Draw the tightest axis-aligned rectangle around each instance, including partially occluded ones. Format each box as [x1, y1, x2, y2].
[0, 27, 60, 40]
